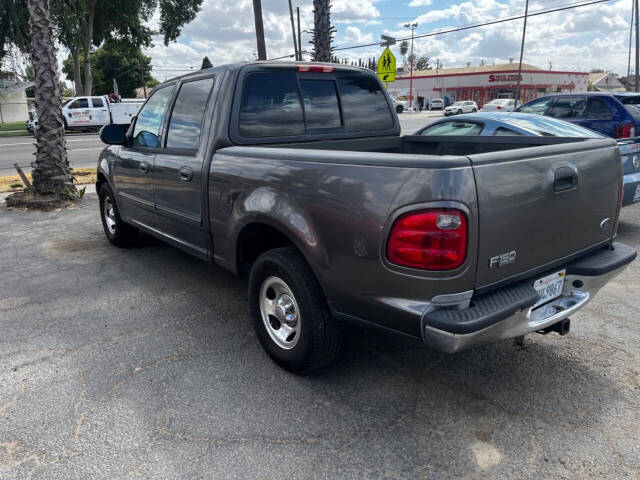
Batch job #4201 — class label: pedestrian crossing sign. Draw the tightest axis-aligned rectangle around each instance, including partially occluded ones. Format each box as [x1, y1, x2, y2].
[377, 47, 396, 83]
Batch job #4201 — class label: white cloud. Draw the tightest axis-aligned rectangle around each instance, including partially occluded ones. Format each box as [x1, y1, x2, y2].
[408, 0, 432, 6]
[342, 26, 374, 44]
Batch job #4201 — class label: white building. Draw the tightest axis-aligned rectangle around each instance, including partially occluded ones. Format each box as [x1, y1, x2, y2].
[389, 63, 589, 108]
[0, 72, 32, 123]
[588, 72, 625, 92]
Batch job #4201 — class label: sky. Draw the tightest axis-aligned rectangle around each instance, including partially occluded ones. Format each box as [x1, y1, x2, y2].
[145, 0, 634, 81]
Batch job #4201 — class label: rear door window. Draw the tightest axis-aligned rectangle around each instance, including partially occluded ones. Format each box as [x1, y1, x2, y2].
[300, 80, 341, 129]
[166, 77, 215, 149]
[239, 72, 304, 138]
[548, 96, 586, 119]
[91, 97, 104, 108]
[337, 74, 393, 132]
[581, 97, 613, 119]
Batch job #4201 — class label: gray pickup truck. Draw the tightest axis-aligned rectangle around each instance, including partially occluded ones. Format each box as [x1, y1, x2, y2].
[97, 62, 636, 372]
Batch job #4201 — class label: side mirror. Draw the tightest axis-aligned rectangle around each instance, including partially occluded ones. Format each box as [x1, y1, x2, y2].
[99, 124, 126, 145]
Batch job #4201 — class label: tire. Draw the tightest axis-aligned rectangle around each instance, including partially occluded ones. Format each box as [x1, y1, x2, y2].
[249, 247, 343, 373]
[396, 105, 404, 114]
[98, 183, 138, 247]
[472, 108, 477, 113]
[457, 109, 462, 115]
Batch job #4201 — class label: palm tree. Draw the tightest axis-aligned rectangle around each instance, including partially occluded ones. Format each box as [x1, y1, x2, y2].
[28, 0, 75, 197]
[311, 0, 334, 62]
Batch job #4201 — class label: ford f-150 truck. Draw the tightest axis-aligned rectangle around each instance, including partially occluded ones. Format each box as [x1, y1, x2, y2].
[96, 62, 636, 372]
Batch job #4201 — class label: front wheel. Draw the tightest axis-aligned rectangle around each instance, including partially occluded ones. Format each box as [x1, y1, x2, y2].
[472, 108, 477, 113]
[396, 105, 404, 114]
[98, 183, 138, 247]
[249, 247, 343, 373]
[457, 109, 463, 115]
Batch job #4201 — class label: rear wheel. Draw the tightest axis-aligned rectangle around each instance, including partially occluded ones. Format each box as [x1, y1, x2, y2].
[396, 105, 404, 114]
[472, 108, 477, 113]
[249, 247, 343, 373]
[98, 183, 138, 247]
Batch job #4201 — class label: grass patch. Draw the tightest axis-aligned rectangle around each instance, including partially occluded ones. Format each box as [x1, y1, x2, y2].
[0, 121, 27, 132]
[0, 167, 96, 193]
[0, 130, 30, 137]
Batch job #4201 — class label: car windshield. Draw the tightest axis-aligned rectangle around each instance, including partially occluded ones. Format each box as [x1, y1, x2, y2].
[505, 115, 603, 137]
[450, 102, 464, 107]
[420, 121, 483, 136]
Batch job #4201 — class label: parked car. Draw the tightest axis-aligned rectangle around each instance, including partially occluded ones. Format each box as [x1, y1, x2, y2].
[96, 62, 635, 372]
[391, 97, 409, 114]
[481, 98, 522, 112]
[515, 93, 640, 139]
[416, 112, 640, 208]
[415, 112, 604, 137]
[429, 98, 444, 110]
[444, 100, 478, 116]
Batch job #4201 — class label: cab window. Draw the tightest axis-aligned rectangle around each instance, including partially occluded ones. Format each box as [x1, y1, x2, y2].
[581, 97, 613, 119]
[91, 97, 104, 108]
[300, 80, 342, 129]
[166, 77, 215, 149]
[420, 121, 483, 136]
[132, 84, 175, 148]
[69, 98, 89, 109]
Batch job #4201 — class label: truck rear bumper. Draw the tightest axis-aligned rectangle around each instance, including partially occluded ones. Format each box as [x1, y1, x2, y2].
[421, 243, 636, 353]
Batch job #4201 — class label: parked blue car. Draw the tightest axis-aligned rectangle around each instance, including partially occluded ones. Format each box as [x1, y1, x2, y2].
[416, 112, 640, 207]
[515, 92, 640, 139]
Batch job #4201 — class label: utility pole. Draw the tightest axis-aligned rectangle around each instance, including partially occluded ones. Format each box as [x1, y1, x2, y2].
[288, 0, 299, 61]
[297, 7, 302, 61]
[252, 0, 267, 60]
[628, 0, 635, 88]
[403, 22, 418, 110]
[634, 0, 640, 92]
[515, 0, 529, 103]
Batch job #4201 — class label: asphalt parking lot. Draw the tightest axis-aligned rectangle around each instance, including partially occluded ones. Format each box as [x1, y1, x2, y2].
[1, 192, 639, 478]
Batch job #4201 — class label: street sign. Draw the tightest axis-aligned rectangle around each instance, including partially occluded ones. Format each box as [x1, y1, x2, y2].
[380, 35, 396, 47]
[377, 47, 396, 83]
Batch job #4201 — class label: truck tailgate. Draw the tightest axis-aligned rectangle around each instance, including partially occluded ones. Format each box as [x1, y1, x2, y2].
[470, 139, 621, 288]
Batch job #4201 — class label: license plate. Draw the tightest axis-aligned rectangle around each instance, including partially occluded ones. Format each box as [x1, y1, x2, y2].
[533, 270, 566, 309]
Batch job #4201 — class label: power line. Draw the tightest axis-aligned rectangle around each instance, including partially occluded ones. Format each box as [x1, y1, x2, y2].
[329, 0, 613, 53]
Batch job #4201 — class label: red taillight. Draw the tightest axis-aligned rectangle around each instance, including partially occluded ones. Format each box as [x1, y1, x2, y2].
[615, 122, 636, 139]
[496, 105, 502, 110]
[297, 65, 335, 73]
[387, 210, 467, 270]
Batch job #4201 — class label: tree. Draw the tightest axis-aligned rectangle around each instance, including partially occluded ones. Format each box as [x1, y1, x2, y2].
[310, 0, 335, 62]
[63, 41, 155, 97]
[415, 55, 431, 71]
[53, 0, 204, 95]
[0, 0, 30, 70]
[201, 56, 212, 69]
[590, 68, 605, 73]
[27, 0, 75, 198]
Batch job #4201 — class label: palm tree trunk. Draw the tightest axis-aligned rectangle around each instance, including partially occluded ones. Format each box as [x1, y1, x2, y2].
[312, 0, 332, 62]
[82, 0, 96, 95]
[27, 0, 75, 196]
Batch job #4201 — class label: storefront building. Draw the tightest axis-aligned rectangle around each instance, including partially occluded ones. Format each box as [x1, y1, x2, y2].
[389, 63, 588, 108]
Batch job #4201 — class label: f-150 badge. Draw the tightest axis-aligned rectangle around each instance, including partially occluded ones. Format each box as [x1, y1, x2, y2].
[489, 250, 516, 268]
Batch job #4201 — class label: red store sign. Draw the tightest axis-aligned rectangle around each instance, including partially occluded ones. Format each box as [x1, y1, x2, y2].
[488, 74, 523, 83]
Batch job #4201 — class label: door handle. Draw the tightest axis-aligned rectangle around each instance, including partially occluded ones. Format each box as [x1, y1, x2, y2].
[554, 165, 578, 192]
[179, 166, 193, 182]
[139, 161, 150, 174]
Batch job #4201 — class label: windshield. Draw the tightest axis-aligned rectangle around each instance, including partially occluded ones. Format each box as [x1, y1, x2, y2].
[506, 115, 603, 137]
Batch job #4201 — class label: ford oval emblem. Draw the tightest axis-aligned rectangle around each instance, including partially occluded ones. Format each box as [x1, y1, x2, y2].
[600, 218, 611, 230]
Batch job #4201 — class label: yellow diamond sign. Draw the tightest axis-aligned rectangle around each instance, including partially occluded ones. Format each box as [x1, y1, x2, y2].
[377, 47, 396, 83]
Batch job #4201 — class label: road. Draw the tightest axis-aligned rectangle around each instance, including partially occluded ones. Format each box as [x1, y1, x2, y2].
[1, 187, 639, 477]
[0, 112, 441, 176]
